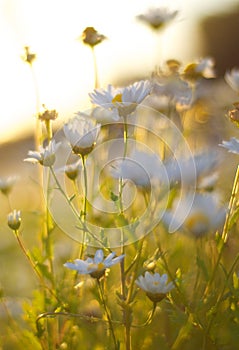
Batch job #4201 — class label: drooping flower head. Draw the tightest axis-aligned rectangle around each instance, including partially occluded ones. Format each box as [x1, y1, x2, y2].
[64, 249, 125, 279]
[89, 80, 151, 118]
[81, 27, 106, 47]
[64, 115, 101, 156]
[136, 271, 174, 302]
[24, 140, 61, 167]
[136, 6, 178, 31]
[0, 176, 18, 195]
[59, 159, 82, 181]
[21, 46, 36, 65]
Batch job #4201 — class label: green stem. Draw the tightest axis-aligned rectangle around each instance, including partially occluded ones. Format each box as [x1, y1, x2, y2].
[202, 252, 239, 349]
[45, 120, 52, 143]
[13, 229, 59, 302]
[97, 279, 118, 350]
[204, 164, 239, 297]
[79, 155, 88, 258]
[30, 64, 42, 150]
[49, 166, 109, 250]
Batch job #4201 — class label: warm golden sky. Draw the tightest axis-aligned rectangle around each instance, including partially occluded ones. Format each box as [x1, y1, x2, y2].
[0, 0, 237, 143]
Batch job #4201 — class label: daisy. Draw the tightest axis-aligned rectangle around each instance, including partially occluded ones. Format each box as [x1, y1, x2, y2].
[220, 138, 239, 154]
[81, 27, 106, 47]
[24, 140, 60, 167]
[135, 271, 174, 302]
[89, 80, 151, 118]
[136, 6, 178, 30]
[225, 68, 239, 93]
[64, 249, 125, 279]
[161, 151, 219, 187]
[111, 150, 161, 188]
[58, 159, 82, 181]
[63, 115, 101, 156]
[183, 57, 216, 81]
[0, 176, 18, 195]
[162, 192, 226, 236]
[79, 107, 120, 124]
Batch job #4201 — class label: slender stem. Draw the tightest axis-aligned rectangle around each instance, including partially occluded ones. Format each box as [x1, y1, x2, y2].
[45, 120, 52, 143]
[91, 47, 99, 89]
[13, 229, 59, 302]
[204, 165, 239, 297]
[30, 64, 42, 150]
[49, 166, 108, 250]
[45, 167, 55, 284]
[97, 279, 118, 350]
[79, 155, 87, 258]
[202, 251, 239, 349]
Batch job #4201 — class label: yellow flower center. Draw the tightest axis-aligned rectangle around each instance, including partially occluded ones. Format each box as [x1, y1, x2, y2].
[87, 262, 105, 272]
[112, 93, 122, 104]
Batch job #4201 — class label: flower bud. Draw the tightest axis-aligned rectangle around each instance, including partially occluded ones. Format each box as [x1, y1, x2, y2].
[8, 210, 21, 230]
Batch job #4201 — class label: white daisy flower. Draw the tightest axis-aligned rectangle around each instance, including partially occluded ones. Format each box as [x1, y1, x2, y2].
[162, 192, 226, 236]
[24, 140, 61, 167]
[64, 249, 125, 279]
[161, 152, 219, 186]
[135, 271, 174, 302]
[136, 6, 178, 30]
[183, 57, 215, 81]
[58, 159, 82, 181]
[79, 107, 120, 124]
[64, 115, 101, 156]
[89, 80, 151, 118]
[0, 176, 18, 195]
[111, 150, 161, 188]
[225, 68, 239, 93]
[220, 138, 239, 154]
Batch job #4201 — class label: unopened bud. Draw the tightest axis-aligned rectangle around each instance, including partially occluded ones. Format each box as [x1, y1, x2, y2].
[8, 210, 21, 230]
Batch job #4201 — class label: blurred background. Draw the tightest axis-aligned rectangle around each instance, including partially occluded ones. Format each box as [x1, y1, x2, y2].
[0, 0, 239, 143]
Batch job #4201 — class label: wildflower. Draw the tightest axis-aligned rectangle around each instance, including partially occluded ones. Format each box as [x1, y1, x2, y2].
[225, 68, 239, 93]
[0, 176, 18, 195]
[220, 137, 239, 154]
[64, 115, 100, 156]
[111, 150, 161, 188]
[161, 152, 219, 187]
[64, 249, 125, 279]
[227, 102, 239, 126]
[183, 57, 215, 82]
[59, 160, 82, 181]
[136, 6, 178, 31]
[21, 46, 36, 65]
[8, 210, 21, 230]
[38, 105, 58, 121]
[79, 107, 120, 124]
[24, 140, 61, 167]
[81, 27, 106, 47]
[89, 80, 151, 118]
[135, 271, 174, 303]
[153, 75, 193, 110]
[162, 192, 226, 236]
